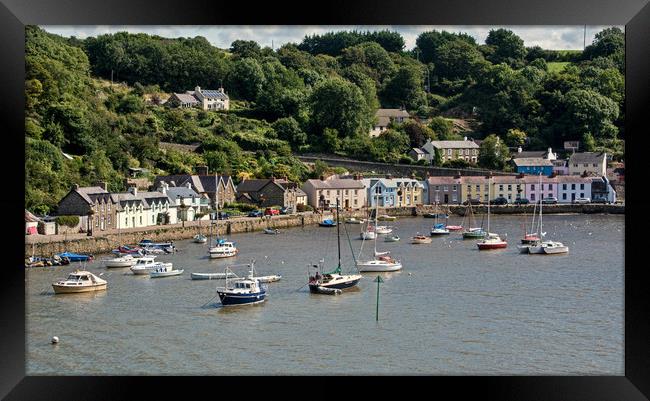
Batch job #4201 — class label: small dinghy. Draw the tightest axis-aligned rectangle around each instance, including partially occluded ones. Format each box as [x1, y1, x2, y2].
[149, 265, 184, 278]
[446, 225, 463, 231]
[57, 252, 93, 262]
[190, 272, 237, 280]
[264, 228, 280, 235]
[377, 214, 396, 221]
[384, 235, 400, 242]
[411, 235, 432, 244]
[345, 217, 364, 224]
[251, 274, 282, 283]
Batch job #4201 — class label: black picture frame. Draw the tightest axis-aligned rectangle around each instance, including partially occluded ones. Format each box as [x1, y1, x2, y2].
[3, 0, 648, 399]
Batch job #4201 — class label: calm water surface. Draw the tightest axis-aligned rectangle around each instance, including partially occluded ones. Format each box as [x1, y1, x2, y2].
[26, 214, 624, 375]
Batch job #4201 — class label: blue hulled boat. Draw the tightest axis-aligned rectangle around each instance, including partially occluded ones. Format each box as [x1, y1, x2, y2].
[216, 266, 267, 306]
[57, 252, 93, 262]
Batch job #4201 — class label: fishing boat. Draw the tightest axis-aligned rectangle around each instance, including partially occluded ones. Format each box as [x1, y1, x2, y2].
[263, 228, 280, 235]
[377, 214, 396, 221]
[56, 252, 93, 262]
[216, 265, 267, 306]
[193, 234, 207, 243]
[190, 271, 237, 280]
[149, 265, 184, 278]
[477, 176, 507, 250]
[104, 254, 137, 268]
[130, 256, 172, 275]
[411, 234, 432, 244]
[356, 192, 403, 273]
[461, 202, 486, 239]
[308, 199, 362, 293]
[384, 235, 400, 242]
[345, 217, 365, 224]
[319, 219, 337, 227]
[52, 270, 107, 294]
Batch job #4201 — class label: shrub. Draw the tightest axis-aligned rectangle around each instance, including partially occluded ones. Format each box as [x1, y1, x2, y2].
[297, 204, 313, 212]
[56, 215, 79, 228]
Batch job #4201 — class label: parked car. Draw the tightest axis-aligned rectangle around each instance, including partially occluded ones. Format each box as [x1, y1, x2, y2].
[591, 198, 611, 204]
[541, 197, 558, 205]
[572, 197, 591, 204]
[264, 208, 280, 216]
[513, 198, 530, 205]
[279, 206, 293, 215]
[247, 210, 263, 217]
[217, 211, 230, 220]
[462, 198, 482, 206]
[489, 197, 508, 205]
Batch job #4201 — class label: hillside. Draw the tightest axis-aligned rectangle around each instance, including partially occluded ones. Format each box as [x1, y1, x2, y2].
[25, 26, 625, 214]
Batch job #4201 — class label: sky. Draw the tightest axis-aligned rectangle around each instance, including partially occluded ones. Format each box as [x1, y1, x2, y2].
[41, 25, 623, 51]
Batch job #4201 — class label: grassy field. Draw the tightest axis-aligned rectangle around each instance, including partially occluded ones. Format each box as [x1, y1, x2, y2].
[548, 61, 570, 73]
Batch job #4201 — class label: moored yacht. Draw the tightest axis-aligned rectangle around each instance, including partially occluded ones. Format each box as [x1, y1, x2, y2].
[52, 270, 107, 294]
[130, 256, 172, 275]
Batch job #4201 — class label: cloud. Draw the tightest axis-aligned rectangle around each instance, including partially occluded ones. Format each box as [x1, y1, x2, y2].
[40, 25, 623, 50]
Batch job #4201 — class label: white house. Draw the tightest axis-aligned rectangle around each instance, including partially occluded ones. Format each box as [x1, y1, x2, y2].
[163, 183, 205, 222]
[167, 86, 230, 111]
[361, 177, 425, 207]
[369, 109, 410, 137]
[568, 152, 607, 176]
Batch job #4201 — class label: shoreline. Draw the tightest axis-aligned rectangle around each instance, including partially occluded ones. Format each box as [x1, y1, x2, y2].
[24, 204, 623, 258]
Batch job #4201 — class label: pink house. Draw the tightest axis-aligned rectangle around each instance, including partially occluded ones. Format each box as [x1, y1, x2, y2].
[521, 175, 558, 202]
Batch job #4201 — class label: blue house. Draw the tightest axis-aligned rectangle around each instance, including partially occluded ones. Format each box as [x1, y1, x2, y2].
[361, 177, 424, 207]
[513, 158, 554, 176]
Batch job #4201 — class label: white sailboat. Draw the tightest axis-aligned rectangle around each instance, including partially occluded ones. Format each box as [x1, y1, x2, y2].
[356, 191, 402, 272]
[208, 174, 238, 259]
[477, 176, 507, 250]
[524, 174, 568, 255]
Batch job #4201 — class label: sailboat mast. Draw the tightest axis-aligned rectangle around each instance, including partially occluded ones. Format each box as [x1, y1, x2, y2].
[336, 198, 341, 269]
[374, 189, 379, 254]
[538, 173, 543, 237]
[487, 176, 491, 233]
[215, 174, 219, 241]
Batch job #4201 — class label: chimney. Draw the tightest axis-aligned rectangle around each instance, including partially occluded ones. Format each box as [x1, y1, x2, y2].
[159, 181, 168, 194]
[196, 165, 209, 175]
[128, 186, 138, 196]
[195, 86, 201, 94]
[410, 173, 416, 180]
[385, 174, 392, 179]
[72, 183, 80, 191]
[464, 136, 467, 141]
[517, 146, 522, 153]
[185, 182, 192, 189]
[517, 172, 525, 179]
[270, 176, 275, 182]
[95, 181, 108, 191]
[454, 171, 462, 179]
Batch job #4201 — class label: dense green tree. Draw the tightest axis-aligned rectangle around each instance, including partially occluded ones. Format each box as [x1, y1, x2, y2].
[505, 128, 528, 147]
[272, 117, 307, 146]
[478, 134, 510, 169]
[484, 29, 527, 68]
[582, 27, 624, 72]
[414, 30, 477, 65]
[308, 78, 372, 139]
[230, 40, 262, 59]
[380, 65, 427, 110]
[227, 57, 265, 101]
[400, 120, 436, 148]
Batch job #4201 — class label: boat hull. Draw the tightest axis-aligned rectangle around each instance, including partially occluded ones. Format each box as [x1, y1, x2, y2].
[430, 230, 450, 236]
[477, 242, 508, 250]
[411, 238, 432, 244]
[190, 272, 234, 280]
[217, 290, 266, 306]
[357, 262, 402, 272]
[543, 246, 569, 254]
[309, 275, 361, 291]
[105, 259, 136, 268]
[209, 251, 238, 259]
[463, 232, 486, 239]
[446, 225, 463, 231]
[52, 283, 107, 294]
[149, 269, 184, 278]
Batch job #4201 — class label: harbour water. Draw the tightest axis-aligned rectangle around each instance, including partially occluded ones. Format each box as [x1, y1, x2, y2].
[26, 214, 624, 375]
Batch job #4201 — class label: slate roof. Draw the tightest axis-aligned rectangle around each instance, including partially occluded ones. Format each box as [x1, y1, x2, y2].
[75, 187, 109, 204]
[428, 140, 479, 149]
[172, 93, 199, 104]
[568, 152, 606, 164]
[200, 89, 229, 100]
[305, 179, 365, 189]
[512, 158, 554, 167]
[512, 151, 547, 159]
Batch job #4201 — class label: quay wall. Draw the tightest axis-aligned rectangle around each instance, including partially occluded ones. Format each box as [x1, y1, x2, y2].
[25, 205, 623, 258]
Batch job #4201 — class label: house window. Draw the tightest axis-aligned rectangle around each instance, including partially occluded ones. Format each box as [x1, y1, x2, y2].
[443, 186, 448, 191]
[507, 185, 511, 191]
[139, 216, 142, 225]
[499, 185, 503, 191]
[107, 216, 111, 225]
[563, 193, 567, 200]
[326, 190, 330, 196]
[435, 186, 440, 190]
[531, 194, 535, 201]
[563, 184, 567, 190]
[452, 185, 457, 191]
[354, 190, 358, 195]
[467, 185, 471, 192]
[452, 194, 457, 202]
[344, 190, 348, 195]
[531, 184, 535, 190]
[548, 184, 553, 190]
[414, 196, 418, 202]
[574, 164, 578, 167]
[584, 163, 589, 167]
[580, 193, 584, 198]
[476, 185, 480, 191]
[593, 163, 597, 167]
[152, 215, 155, 223]
[580, 184, 584, 190]
[473, 149, 477, 155]
[125, 218, 128, 226]
[354, 199, 358, 206]
[484, 184, 489, 191]
[108, 203, 110, 212]
[571, 184, 576, 190]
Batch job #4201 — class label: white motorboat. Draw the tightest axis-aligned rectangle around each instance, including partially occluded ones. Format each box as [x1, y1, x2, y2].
[375, 225, 393, 235]
[377, 214, 396, 221]
[345, 217, 365, 224]
[541, 241, 569, 254]
[104, 254, 137, 268]
[208, 240, 238, 259]
[360, 230, 377, 240]
[149, 265, 184, 278]
[190, 272, 237, 280]
[52, 270, 107, 294]
[193, 234, 207, 243]
[130, 257, 172, 275]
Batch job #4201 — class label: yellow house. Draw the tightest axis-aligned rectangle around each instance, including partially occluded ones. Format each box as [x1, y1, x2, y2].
[491, 176, 526, 203]
[461, 176, 491, 203]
